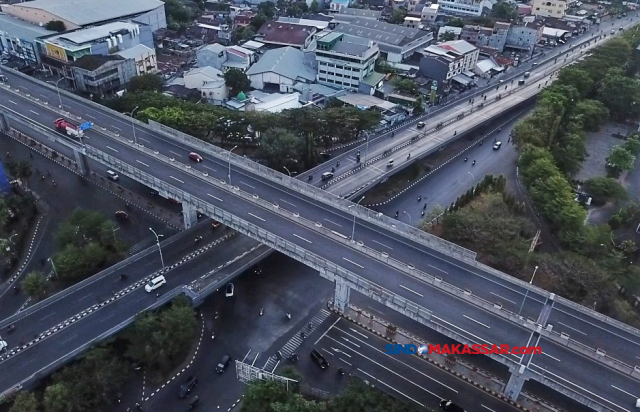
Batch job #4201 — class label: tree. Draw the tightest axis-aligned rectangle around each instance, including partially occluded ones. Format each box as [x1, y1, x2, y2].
[389, 8, 407, 24]
[164, 0, 192, 30]
[598, 68, 640, 120]
[5, 159, 32, 186]
[45, 20, 66, 32]
[583, 177, 627, 202]
[491, 0, 518, 20]
[9, 392, 38, 412]
[43, 383, 72, 412]
[392, 78, 417, 94]
[618, 239, 637, 258]
[557, 67, 594, 97]
[250, 14, 268, 32]
[128, 74, 164, 93]
[256, 128, 302, 170]
[22, 270, 48, 298]
[574, 99, 609, 131]
[285, 5, 303, 17]
[310, 0, 320, 13]
[224, 69, 251, 94]
[441, 31, 457, 41]
[257, 1, 277, 19]
[448, 17, 465, 27]
[243, 381, 293, 412]
[623, 135, 640, 155]
[607, 145, 636, 171]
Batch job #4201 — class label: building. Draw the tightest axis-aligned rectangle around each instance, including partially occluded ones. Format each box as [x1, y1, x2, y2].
[183, 66, 228, 104]
[328, 0, 351, 13]
[531, 0, 569, 18]
[277, 17, 330, 31]
[404, 17, 422, 29]
[421, 40, 479, 85]
[505, 22, 543, 54]
[70, 54, 135, 95]
[225, 90, 302, 112]
[116, 44, 157, 75]
[245, 46, 316, 92]
[338, 8, 382, 19]
[1, 0, 166, 32]
[417, 3, 440, 22]
[196, 43, 256, 72]
[438, 25, 462, 40]
[311, 31, 382, 94]
[437, 0, 496, 17]
[0, 13, 54, 64]
[461, 22, 540, 54]
[37, 21, 154, 81]
[255, 21, 317, 49]
[331, 15, 433, 62]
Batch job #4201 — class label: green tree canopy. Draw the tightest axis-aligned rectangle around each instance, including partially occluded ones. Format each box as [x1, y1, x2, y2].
[224, 68, 251, 94]
[256, 128, 303, 170]
[128, 74, 164, 93]
[583, 177, 627, 202]
[607, 145, 636, 171]
[491, 0, 518, 19]
[574, 99, 609, 131]
[440, 31, 457, 41]
[21, 270, 48, 299]
[257, 1, 277, 18]
[310, 0, 320, 13]
[9, 392, 38, 412]
[389, 8, 407, 24]
[44, 20, 66, 32]
[557, 67, 594, 97]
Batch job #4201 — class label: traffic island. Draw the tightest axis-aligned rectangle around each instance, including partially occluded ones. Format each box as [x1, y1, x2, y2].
[328, 301, 557, 412]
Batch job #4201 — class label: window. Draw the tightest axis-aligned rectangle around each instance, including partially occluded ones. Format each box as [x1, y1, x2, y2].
[319, 70, 326, 74]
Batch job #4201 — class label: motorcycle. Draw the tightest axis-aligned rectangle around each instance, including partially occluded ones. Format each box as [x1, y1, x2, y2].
[472, 160, 476, 166]
[259, 308, 264, 316]
[464, 157, 468, 162]
[308, 175, 313, 181]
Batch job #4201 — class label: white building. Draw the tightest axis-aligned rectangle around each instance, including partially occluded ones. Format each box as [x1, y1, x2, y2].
[116, 44, 157, 75]
[437, 0, 496, 17]
[532, 0, 569, 17]
[420, 3, 440, 22]
[425, 40, 478, 72]
[245, 46, 316, 92]
[196, 43, 256, 72]
[225, 90, 302, 112]
[420, 40, 479, 85]
[183, 66, 228, 104]
[312, 31, 380, 93]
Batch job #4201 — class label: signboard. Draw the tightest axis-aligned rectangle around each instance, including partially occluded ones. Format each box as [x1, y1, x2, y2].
[79, 121, 93, 131]
[0, 161, 10, 195]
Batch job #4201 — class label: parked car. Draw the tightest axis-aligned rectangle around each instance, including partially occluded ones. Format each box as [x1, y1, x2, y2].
[145, 275, 167, 293]
[189, 152, 203, 162]
[310, 349, 329, 369]
[216, 355, 231, 373]
[187, 395, 200, 410]
[178, 376, 198, 398]
[225, 283, 234, 297]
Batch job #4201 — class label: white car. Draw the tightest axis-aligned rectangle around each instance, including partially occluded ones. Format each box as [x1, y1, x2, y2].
[145, 275, 167, 293]
[225, 283, 234, 297]
[106, 170, 119, 181]
[0, 340, 7, 352]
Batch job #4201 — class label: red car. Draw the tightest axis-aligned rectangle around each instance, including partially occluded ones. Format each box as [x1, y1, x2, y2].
[189, 152, 203, 162]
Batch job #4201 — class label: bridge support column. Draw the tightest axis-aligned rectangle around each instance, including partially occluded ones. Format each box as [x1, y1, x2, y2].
[182, 203, 198, 229]
[333, 277, 351, 313]
[72, 148, 88, 176]
[0, 113, 9, 132]
[504, 365, 528, 400]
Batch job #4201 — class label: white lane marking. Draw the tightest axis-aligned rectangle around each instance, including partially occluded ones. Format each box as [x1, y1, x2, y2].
[40, 312, 56, 321]
[339, 358, 352, 366]
[60, 334, 78, 345]
[529, 364, 630, 412]
[240, 181, 256, 189]
[112, 125, 121, 131]
[349, 328, 369, 339]
[293, 234, 312, 244]
[30, 110, 39, 115]
[371, 239, 393, 250]
[78, 294, 92, 301]
[428, 264, 448, 274]
[169, 176, 184, 184]
[315, 317, 341, 345]
[324, 218, 342, 227]
[8, 100, 17, 105]
[357, 369, 426, 407]
[207, 193, 223, 202]
[611, 385, 639, 399]
[558, 321, 587, 336]
[463, 315, 490, 329]
[343, 257, 364, 269]
[341, 337, 360, 348]
[490, 292, 516, 305]
[203, 165, 217, 172]
[40, 95, 48, 99]
[169, 150, 181, 156]
[280, 198, 297, 207]
[241, 350, 251, 362]
[136, 160, 149, 167]
[481, 405, 497, 412]
[85, 114, 95, 119]
[139, 137, 150, 143]
[399, 284, 424, 297]
[106, 146, 118, 152]
[433, 315, 496, 347]
[542, 352, 561, 362]
[248, 212, 265, 222]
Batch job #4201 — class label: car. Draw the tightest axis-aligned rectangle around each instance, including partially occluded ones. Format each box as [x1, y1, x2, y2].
[635, 397, 640, 409]
[189, 152, 203, 162]
[523, 72, 531, 78]
[216, 355, 231, 373]
[493, 141, 502, 150]
[188, 395, 200, 409]
[518, 80, 525, 86]
[178, 376, 198, 398]
[212, 220, 221, 228]
[0, 340, 7, 352]
[386, 159, 394, 167]
[321, 172, 334, 181]
[225, 283, 234, 297]
[417, 121, 426, 129]
[310, 349, 329, 369]
[439, 400, 465, 412]
[145, 275, 167, 293]
[169, 198, 180, 205]
[115, 211, 129, 220]
[106, 170, 119, 181]
[611, 30, 616, 34]
[532, 62, 538, 67]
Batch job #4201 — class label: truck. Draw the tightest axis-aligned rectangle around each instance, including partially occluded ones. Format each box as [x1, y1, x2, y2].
[54, 118, 84, 138]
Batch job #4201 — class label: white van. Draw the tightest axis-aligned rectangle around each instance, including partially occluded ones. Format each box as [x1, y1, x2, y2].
[106, 170, 119, 181]
[145, 275, 167, 293]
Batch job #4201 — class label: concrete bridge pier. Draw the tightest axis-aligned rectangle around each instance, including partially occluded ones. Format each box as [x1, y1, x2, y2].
[504, 364, 529, 400]
[182, 202, 198, 229]
[0, 113, 10, 132]
[72, 148, 88, 175]
[333, 277, 351, 313]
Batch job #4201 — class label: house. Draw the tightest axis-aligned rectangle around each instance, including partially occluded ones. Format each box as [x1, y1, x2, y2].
[37, 21, 154, 85]
[255, 21, 317, 49]
[474, 57, 504, 78]
[505, 22, 543, 55]
[329, 0, 351, 14]
[331, 15, 433, 63]
[438, 26, 462, 40]
[225, 90, 302, 112]
[116, 44, 157, 75]
[531, 0, 569, 18]
[196, 43, 256, 72]
[1, 0, 167, 32]
[246, 46, 316, 92]
[338, 8, 382, 19]
[277, 17, 330, 31]
[404, 17, 422, 29]
[0, 13, 55, 64]
[183, 66, 228, 104]
[419, 3, 439, 23]
[421, 40, 479, 86]
[312, 31, 382, 94]
[70, 54, 136, 95]
[436, 0, 496, 17]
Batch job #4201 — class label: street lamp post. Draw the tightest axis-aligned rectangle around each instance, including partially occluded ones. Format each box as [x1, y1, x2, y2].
[124, 106, 139, 145]
[228, 145, 238, 185]
[468, 171, 475, 181]
[362, 132, 370, 165]
[403, 211, 412, 222]
[48, 258, 58, 279]
[518, 266, 538, 317]
[47, 78, 64, 110]
[348, 196, 365, 242]
[149, 228, 165, 269]
[283, 166, 292, 177]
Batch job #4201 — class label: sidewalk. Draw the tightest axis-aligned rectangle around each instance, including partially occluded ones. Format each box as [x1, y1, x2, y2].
[329, 302, 558, 412]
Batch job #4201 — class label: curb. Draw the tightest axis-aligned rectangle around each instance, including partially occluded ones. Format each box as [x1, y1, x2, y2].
[326, 303, 533, 412]
[5, 214, 46, 287]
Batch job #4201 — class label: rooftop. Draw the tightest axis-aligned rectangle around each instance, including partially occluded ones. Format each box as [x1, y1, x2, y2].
[246, 46, 316, 82]
[339, 8, 382, 19]
[71, 54, 124, 71]
[332, 17, 427, 46]
[44, 21, 141, 50]
[116, 44, 153, 59]
[0, 13, 54, 42]
[257, 21, 316, 46]
[200, 43, 226, 54]
[277, 16, 330, 30]
[10, 0, 163, 26]
[185, 66, 223, 79]
[438, 39, 477, 54]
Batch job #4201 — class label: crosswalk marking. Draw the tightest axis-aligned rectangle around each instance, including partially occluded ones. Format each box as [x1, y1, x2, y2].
[128, 237, 156, 255]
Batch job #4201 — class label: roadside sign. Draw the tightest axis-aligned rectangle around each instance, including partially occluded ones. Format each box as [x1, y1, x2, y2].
[79, 121, 93, 131]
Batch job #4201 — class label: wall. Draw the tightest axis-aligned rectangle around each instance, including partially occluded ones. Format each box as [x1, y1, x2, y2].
[1, 5, 78, 29]
[532, 0, 567, 17]
[0, 34, 40, 64]
[132, 5, 167, 32]
[506, 26, 540, 51]
[419, 56, 449, 82]
[73, 58, 136, 95]
[197, 48, 225, 71]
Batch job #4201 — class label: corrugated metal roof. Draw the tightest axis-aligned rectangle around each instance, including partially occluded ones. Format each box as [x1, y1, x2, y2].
[0, 13, 54, 42]
[246, 46, 316, 82]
